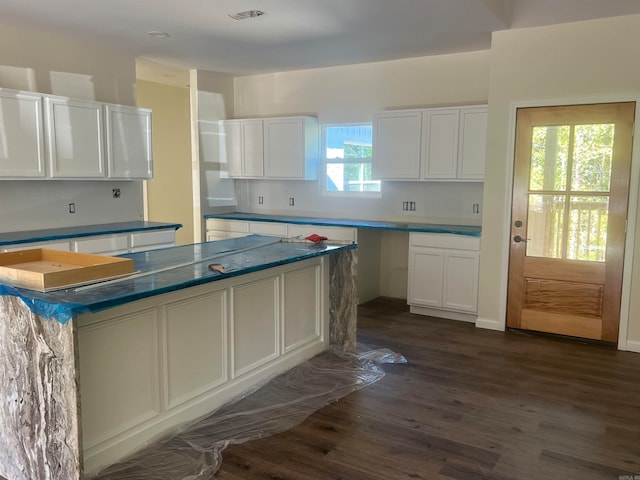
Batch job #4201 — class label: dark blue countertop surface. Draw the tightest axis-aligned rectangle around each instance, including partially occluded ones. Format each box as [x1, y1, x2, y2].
[205, 212, 481, 237]
[0, 221, 183, 246]
[0, 235, 356, 324]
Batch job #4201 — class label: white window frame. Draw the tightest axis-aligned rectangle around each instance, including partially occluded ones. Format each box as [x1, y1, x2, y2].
[321, 123, 382, 198]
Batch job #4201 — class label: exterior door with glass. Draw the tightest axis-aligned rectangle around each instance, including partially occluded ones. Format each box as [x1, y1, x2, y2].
[507, 103, 635, 342]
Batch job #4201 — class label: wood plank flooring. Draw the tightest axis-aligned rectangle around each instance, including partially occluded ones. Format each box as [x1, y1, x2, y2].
[215, 297, 640, 480]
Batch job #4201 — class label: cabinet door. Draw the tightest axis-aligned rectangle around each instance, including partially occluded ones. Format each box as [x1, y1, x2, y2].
[407, 247, 444, 307]
[372, 110, 421, 179]
[457, 107, 487, 180]
[222, 120, 242, 177]
[232, 275, 279, 377]
[422, 109, 459, 179]
[443, 251, 479, 312]
[105, 105, 153, 179]
[264, 117, 300, 178]
[0, 90, 46, 178]
[45, 96, 105, 178]
[241, 120, 264, 177]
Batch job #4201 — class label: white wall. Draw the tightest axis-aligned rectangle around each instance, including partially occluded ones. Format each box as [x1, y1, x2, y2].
[232, 50, 490, 226]
[478, 14, 640, 351]
[190, 70, 237, 242]
[0, 24, 143, 233]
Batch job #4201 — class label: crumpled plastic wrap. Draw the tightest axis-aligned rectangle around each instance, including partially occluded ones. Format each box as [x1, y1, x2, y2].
[91, 344, 407, 480]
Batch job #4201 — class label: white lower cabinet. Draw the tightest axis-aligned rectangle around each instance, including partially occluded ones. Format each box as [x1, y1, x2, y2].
[205, 218, 357, 243]
[130, 230, 176, 252]
[77, 256, 328, 475]
[2, 228, 176, 255]
[408, 232, 480, 322]
[205, 219, 250, 242]
[2, 240, 72, 252]
[74, 234, 129, 255]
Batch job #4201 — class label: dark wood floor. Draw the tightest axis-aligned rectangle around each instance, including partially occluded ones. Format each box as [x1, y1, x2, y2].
[215, 297, 640, 480]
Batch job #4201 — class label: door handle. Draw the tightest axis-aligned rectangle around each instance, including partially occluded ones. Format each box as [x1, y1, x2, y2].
[513, 235, 527, 243]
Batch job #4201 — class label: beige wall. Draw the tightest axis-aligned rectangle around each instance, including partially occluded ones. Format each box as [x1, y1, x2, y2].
[137, 80, 194, 245]
[478, 14, 640, 350]
[0, 24, 136, 105]
[234, 50, 490, 121]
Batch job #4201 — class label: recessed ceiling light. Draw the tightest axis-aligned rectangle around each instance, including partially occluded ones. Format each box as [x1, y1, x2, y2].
[148, 31, 170, 38]
[229, 10, 265, 21]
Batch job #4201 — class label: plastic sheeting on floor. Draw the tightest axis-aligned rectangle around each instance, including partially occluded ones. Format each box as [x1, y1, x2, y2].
[91, 345, 407, 480]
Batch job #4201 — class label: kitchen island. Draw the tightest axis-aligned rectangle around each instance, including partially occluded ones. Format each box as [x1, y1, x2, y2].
[0, 235, 357, 479]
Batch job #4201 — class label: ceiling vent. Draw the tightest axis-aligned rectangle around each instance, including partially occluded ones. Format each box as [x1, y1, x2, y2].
[229, 10, 265, 20]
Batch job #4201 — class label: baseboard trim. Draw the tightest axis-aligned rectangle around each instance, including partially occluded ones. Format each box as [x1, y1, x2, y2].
[475, 316, 505, 331]
[623, 340, 640, 353]
[409, 305, 476, 323]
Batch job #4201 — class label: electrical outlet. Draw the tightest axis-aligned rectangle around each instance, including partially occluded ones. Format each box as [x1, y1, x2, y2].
[402, 200, 416, 212]
[258, 196, 264, 205]
[68, 203, 76, 214]
[473, 203, 480, 214]
[289, 197, 295, 207]
[112, 188, 121, 199]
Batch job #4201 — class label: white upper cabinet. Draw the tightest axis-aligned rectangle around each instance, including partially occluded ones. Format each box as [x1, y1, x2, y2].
[45, 96, 105, 178]
[224, 119, 264, 178]
[0, 88, 153, 181]
[242, 119, 265, 178]
[422, 109, 459, 179]
[373, 104, 487, 181]
[105, 104, 153, 179]
[372, 110, 422, 180]
[0, 89, 46, 178]
[223, 116, 318, 180]
[264, 116, 318, 180]
[457, 106, 488, 180]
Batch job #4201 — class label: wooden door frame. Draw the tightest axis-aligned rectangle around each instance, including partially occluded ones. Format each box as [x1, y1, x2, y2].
[496, 96, 640, 351]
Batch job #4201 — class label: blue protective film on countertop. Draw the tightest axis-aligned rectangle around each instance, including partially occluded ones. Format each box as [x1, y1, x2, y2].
[0, 235, 356, 324]
[204, 212, 481, 237]
[0, 221, 183, 246]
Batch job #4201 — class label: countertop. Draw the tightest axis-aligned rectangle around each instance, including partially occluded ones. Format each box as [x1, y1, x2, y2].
[205, 212, 481, 237]
[0, 221, 183, 246]
[0, 235, 356, 323]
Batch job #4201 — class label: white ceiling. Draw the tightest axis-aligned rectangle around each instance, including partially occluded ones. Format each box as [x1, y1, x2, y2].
[2, 0, 640, 75]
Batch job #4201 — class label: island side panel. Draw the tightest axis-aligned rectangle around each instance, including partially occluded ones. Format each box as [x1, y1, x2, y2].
[0, 296, 83, 480]
[329, 248, 358, 351]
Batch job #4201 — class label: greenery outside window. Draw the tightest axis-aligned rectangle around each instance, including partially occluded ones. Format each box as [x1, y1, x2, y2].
[323, 124, 381, 194]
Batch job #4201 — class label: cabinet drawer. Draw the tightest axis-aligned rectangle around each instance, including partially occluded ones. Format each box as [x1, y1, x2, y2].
[205, 219, 250, 233]
[288, 225, 356, 242]
[410, 232, 479, 251]
[206, 231, 249, 242]
[130, 230, 176, 248]
[74, 235, 129, 255]
[249, 222, 288, 236]
[3, 240, 72, 252]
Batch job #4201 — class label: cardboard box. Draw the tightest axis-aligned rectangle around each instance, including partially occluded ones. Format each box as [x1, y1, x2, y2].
[0, 248, 134, 291]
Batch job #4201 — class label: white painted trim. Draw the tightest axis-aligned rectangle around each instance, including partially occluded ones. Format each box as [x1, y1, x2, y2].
[624, 340, 640, 354]
[500, 96, 640, 351]
[475, 316, 503, 331]
[409, 305, 476, 323]
[617, 101, 640, 351]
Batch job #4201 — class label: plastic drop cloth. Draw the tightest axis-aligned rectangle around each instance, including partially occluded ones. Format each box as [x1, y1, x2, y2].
[91, 344, 407, 480]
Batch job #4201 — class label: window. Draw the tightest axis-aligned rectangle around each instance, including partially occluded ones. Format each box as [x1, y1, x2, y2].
[323, 124, 381, 193]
